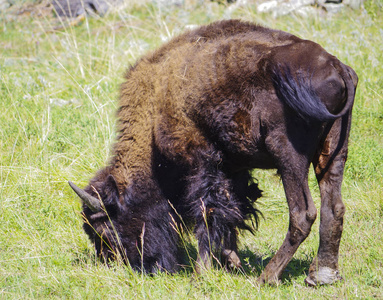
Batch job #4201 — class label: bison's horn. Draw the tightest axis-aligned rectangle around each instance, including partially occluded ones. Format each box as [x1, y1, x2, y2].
[68, 181, 102, 212]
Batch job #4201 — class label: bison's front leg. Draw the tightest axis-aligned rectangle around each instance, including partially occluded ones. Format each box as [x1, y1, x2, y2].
[221, 229, 242, 271]
[187, 153, 244, 273]
[306, 114, 351, 286]
[258, 150, 317, 284]
[194, 232, 241, 273]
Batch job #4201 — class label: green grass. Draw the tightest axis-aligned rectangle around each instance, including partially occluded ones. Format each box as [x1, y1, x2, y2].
[1, 0, 383, 298]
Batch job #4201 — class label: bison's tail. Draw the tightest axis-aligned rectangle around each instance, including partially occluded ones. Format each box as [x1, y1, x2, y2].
[272, 63, 356, 123]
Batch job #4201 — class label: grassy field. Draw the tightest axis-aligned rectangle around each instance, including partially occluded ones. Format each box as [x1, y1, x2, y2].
[1, 0, 382, 298]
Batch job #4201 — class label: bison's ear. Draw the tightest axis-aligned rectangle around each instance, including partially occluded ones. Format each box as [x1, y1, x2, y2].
[102, 174, 120, 207]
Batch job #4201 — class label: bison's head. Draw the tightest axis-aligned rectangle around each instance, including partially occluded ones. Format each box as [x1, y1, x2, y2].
[69, 174, 180, 272]
[69, 175, 140, 265]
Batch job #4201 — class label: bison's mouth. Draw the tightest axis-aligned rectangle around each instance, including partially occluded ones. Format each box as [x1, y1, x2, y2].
[94, 227, 124, 263]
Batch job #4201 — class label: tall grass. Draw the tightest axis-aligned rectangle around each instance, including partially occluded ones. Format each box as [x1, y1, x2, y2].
[1, 0, 382, 298]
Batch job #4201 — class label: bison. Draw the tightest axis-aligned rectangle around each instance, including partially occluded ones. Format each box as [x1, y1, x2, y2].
[69, 19, 358, 286]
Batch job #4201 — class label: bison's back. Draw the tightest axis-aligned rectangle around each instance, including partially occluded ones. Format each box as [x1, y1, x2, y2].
[116, 19, 352, 170]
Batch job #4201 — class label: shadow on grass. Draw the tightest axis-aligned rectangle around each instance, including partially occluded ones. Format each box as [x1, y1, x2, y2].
[238, 247, 312, 283]
[178, 242, 313, 283]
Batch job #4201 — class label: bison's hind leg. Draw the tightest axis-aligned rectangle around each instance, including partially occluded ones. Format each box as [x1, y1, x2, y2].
[306, 113, 352, 286]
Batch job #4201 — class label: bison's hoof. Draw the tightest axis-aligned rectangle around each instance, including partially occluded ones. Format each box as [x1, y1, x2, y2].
[222, 249, 242, 270]
[305, 267, 342, 286]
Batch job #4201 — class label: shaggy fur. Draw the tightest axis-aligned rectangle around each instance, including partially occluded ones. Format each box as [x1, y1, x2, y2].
[70, 20, 358, 285]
